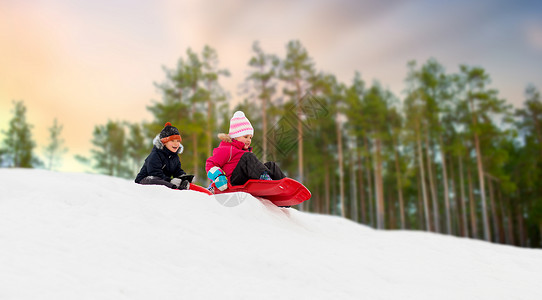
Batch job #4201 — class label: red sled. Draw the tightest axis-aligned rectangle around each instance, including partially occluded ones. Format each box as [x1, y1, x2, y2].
[188, 183, 214, 195]
[212, 178, 311, 207]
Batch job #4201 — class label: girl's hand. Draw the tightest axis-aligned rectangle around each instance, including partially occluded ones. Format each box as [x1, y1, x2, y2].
[208, 167, 228, 191]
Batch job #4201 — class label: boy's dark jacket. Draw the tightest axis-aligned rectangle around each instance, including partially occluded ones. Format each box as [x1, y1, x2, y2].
[135, 135, 186, 183]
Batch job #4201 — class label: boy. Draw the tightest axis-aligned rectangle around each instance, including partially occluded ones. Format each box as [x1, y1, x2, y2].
[135, 122, 193, 190]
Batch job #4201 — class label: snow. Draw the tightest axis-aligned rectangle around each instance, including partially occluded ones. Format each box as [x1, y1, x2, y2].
[1, 169, 541, 300]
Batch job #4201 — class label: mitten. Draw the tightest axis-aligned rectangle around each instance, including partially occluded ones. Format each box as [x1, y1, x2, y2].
[170, 177, 182, 188]
[207, 166, 228, 191]
[178, 180, 189, 190]
[179, 174, 195, 183]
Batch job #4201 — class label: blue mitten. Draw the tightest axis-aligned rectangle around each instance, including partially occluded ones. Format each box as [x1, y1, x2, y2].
[208, 166, 228, 191]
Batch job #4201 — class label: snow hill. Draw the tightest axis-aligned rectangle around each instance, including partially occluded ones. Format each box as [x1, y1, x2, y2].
[1, 169, 542, 300]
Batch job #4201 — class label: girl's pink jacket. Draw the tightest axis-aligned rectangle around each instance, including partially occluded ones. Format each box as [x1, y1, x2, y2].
[205, 139, 253, 180]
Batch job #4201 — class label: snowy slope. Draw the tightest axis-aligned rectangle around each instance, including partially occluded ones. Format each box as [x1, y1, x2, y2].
[1, 169, 541, 300]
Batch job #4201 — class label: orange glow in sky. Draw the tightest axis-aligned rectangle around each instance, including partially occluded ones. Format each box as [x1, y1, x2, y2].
[1, 0, 541, 172]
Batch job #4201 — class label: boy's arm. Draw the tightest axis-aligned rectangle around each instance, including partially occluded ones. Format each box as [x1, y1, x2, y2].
[173, 160, 186, 178]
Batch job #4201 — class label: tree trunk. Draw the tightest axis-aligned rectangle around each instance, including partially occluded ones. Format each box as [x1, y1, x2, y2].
[416, 127, 431, 231]
[425, 129, 439, 232]
[506, 196, 515, 246]
[487, 177, 500, 243]
[530, 108, 542, 157]
[374, 137, 385, 229]
[262, 80, 268, 162]
[439, 137, 451, 234]
[392, 135, 405, 229]
[365, 137, 375, 227]
[417, 176, 424, 230]
[337, 117, 345, 217]
[518, 207, 526, 247]
[469, 99, 491, 242]
[207, 99, 213, 157]
[458, 155, 469, 237]
[350, 143, 359, 222]
[331, 166, 337, 215]
[448, 155, 458, 235]
[467, 165, 478, 239]
[388, 195, 396, 229]
[192, 133, 199, 180]
[496, 188, 506, 244]
[474, 131, 491, 242]
[500, 194, 510, 244]
[358, 145, 367, 224]
[296, 80, 304, 211]
[191, 102, 200, 180]
[190, 89, 199, 180]
[324, 160, 330, 215]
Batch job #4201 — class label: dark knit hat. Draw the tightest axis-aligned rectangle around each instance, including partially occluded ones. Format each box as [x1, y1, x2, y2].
[159, 122, 182, 144]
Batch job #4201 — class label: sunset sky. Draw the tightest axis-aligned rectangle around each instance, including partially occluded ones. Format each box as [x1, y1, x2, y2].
[1, 0, 542, 173]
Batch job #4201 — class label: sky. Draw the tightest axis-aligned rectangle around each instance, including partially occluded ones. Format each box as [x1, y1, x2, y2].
[1, 0, 542, 172]
[1, 168, 542, 299]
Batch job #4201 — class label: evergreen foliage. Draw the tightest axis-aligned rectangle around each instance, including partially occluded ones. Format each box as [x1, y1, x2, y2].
[1, 100, 37, 168]
[43, 118, 67, 170]
[5, 41, 542, 247]
[89, 120, 131, 178]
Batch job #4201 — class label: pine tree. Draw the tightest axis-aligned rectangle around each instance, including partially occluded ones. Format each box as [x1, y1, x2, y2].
[406, 59, 452, 233]
[361, 83, 392, 229]
[125, 122, 149, 176]
[89, 120, 131, 178]
[246, 41, 279, 161]
[150, 47, 229, 183]
[457, 65, 511, 242]
[345, 72, 368, 223]
[404, 61, 431, 231]
[280, 40, 316, 210]
[516, 85, 542, 156]
[446, 73, 472, 237]
[0, 148, 6, 167]
[1, 100, 36, 168]
[515, 84, 542, 246]
[310, 72, 347, 216]
[151, 53, 201, 181]
[201, 45, 230, 157]
[387, 107, 406, 229]
[185, 48, 206, 180]
[43, 118, 67, 170]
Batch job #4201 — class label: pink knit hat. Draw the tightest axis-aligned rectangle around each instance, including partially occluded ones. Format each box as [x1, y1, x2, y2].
[229, 111, 254, 138]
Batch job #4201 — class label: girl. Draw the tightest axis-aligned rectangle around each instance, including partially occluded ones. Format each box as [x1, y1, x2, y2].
[205, 111, 285, 191]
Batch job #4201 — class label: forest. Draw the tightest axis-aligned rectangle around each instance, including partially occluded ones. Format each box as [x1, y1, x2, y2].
[2, 40, 542, 248]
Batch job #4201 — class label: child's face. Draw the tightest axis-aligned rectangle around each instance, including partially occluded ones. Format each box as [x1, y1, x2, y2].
[164, 139, 181, 153]
[235, 134, 252, 149]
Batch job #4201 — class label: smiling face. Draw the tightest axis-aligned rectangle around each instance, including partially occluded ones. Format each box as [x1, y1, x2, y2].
[164, 139, 181, 153]
[234, 134, 252, 149]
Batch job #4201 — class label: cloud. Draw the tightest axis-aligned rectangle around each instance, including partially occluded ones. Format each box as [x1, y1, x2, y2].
[1, 0, 541, 173]
[524, 21, 542, 51]
[0, 0, 166, 156]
